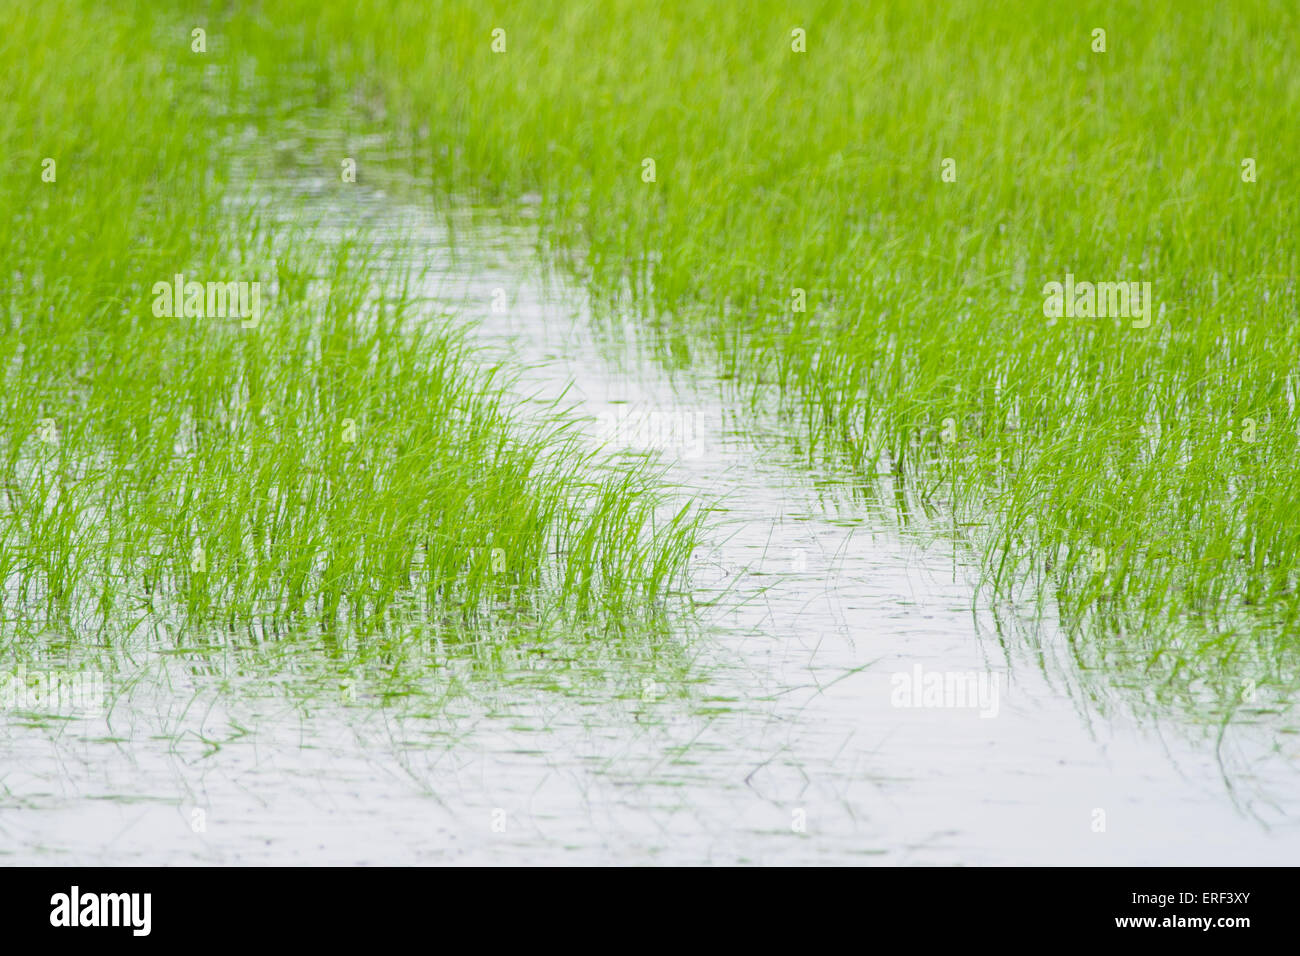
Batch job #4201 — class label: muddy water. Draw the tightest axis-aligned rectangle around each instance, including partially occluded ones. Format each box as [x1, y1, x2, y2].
[3, 175, 1299, 864]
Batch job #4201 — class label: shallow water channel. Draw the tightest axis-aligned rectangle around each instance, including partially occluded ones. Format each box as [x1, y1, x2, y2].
[3, 171, 1299, 864]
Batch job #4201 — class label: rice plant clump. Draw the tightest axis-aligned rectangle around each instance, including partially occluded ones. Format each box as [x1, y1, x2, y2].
[0, 0, 700, 652]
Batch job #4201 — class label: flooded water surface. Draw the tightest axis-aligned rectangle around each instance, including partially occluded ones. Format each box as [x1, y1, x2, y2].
[4, 171, 1299, 867]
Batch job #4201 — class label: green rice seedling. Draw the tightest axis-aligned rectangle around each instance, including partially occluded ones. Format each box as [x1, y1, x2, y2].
[222, 0, 1300, 712]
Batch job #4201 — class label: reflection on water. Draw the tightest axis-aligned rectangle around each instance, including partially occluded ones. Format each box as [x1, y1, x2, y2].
[3, 151, 1299, 864]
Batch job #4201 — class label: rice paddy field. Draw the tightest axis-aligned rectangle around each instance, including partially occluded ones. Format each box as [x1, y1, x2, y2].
[2, 0, 1298, 866]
